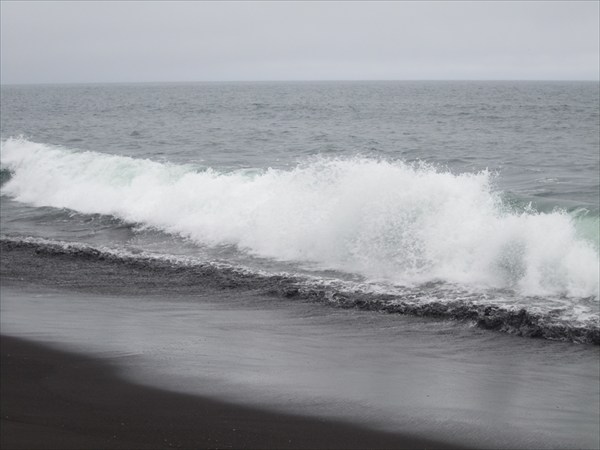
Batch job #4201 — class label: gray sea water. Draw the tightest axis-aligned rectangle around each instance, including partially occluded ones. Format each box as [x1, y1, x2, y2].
[1, 81, 599, 448]
[1, 81, 599, 340]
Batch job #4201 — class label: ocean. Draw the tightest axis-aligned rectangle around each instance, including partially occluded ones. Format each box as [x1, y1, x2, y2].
[1, 81, 599, 448]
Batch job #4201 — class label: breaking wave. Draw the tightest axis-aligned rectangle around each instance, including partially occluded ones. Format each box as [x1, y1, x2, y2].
[1, 137, 599, 300]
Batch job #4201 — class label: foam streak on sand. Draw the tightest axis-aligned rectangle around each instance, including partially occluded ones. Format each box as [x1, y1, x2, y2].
[2, 138, 598, 300]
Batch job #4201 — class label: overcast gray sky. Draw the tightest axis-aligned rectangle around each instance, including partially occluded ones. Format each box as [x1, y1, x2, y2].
[1, 1, 598, 84]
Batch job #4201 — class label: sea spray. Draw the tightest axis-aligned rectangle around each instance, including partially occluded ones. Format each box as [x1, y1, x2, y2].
[1, 137, 598, 299]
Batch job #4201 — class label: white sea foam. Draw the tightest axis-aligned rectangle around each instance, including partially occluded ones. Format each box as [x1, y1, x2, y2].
[2, 138, 598, 298]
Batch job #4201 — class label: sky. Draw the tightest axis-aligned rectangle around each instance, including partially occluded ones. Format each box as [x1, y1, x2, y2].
[1, 1, 599, 84]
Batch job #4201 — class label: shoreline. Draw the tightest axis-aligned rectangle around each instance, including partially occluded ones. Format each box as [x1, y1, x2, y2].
[1, 334, 462, 450]
[1, 237, 597, 345]
[2, 244, 599, 449]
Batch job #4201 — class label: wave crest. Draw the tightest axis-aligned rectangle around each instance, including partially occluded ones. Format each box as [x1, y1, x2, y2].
[1, 137, 598, 299]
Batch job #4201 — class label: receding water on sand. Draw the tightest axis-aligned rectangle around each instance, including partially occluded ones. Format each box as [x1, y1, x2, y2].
[2, 283, 598, 450]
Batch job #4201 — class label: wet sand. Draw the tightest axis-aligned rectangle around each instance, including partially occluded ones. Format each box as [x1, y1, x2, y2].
[1, 335, 460, 450]
[1, 244, 599, 450]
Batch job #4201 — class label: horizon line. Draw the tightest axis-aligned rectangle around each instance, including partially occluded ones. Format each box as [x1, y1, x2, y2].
[2, 78, 599, 87]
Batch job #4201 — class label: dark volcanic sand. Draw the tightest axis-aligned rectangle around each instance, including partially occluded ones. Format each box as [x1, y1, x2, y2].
[0, 335, 461, 450]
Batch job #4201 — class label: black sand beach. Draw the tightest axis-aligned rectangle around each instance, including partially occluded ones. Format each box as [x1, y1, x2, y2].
[1, 335, 461, 450]
[1, 239, 600, 449]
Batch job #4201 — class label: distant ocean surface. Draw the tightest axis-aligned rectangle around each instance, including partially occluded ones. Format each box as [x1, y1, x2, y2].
[1, 81, 599, 343]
